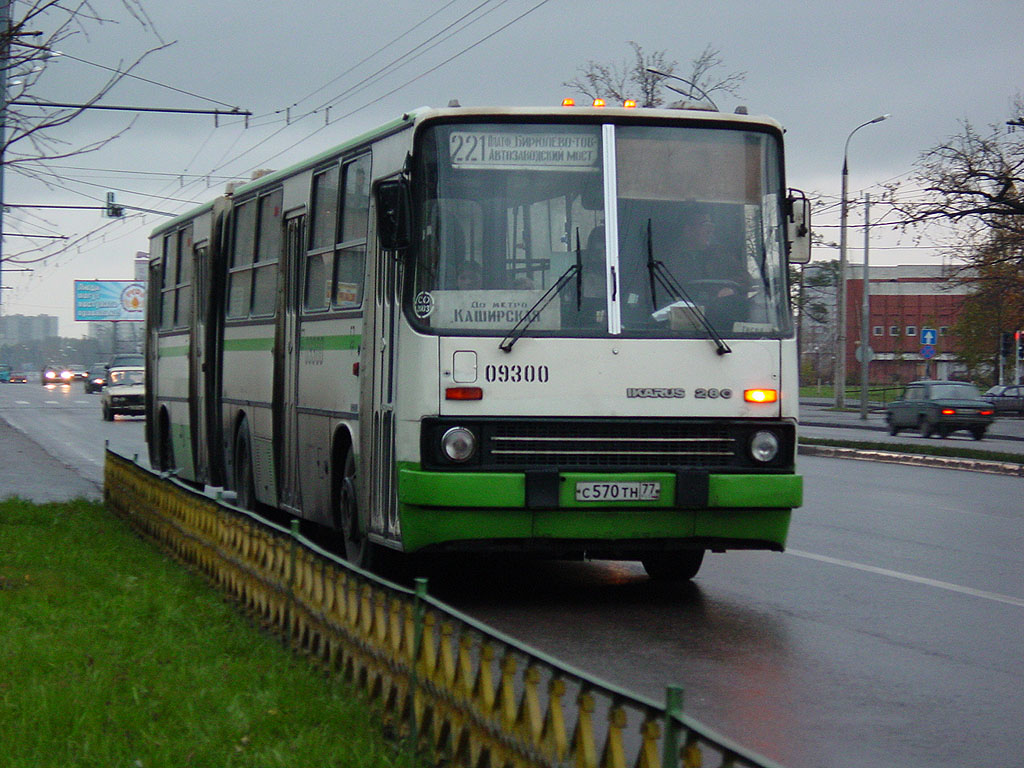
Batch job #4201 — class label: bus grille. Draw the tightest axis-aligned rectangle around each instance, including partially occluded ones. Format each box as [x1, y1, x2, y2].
[483, 420, 737, 469]
[422, 418, 795, 472]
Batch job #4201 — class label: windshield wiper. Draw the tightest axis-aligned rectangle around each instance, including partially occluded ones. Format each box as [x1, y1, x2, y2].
[646, 219, 731, 355]
[499, 231, 582, 353]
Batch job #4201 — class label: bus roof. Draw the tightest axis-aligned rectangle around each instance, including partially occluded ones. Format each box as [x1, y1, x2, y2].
[149, 104, 783, 242]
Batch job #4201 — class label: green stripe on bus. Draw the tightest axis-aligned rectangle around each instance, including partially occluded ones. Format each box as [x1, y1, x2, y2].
[223, 337, 275, 352]
[299, 334, 361, 351]
[159, 346, 189, 357]
[219, 335, 361, 353]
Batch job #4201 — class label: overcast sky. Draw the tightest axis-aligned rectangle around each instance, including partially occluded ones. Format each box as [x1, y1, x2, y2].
[3, 0, 1022, 333]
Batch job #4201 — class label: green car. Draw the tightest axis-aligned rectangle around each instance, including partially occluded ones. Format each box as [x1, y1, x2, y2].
[885, 380, 995, 440]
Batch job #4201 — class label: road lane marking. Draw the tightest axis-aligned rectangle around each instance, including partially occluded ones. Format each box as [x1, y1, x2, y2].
[787, 549, 1024, 608]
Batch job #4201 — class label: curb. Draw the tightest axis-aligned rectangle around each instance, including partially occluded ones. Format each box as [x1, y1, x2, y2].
[799, 444, 1024, 477]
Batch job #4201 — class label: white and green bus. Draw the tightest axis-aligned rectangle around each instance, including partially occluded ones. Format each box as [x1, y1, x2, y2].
[146, 104, 810, 580]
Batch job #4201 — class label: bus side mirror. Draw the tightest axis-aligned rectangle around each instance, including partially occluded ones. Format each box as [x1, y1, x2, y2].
[786, 189, 811, 264]
[375, 179, 411, 251]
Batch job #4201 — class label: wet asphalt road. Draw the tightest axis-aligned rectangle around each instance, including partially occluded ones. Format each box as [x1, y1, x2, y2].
[2, 382, 1022, 767]
[422, 455, 1024, 768]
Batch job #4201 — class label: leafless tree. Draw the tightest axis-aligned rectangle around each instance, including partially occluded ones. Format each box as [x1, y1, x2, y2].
[889, 100, 1024, 370]
[563, 42, 745, 109]
[2, 0, 164, 173]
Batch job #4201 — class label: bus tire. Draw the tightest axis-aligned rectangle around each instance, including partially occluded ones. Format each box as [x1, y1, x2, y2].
[338, 449, 378, 569]
[234, 419, 257, 511]
[157, 410, 175, 472]
[642, 550, 705, 582]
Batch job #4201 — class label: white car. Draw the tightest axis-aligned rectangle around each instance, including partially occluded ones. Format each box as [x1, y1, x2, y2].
[100, 366, 145, 421]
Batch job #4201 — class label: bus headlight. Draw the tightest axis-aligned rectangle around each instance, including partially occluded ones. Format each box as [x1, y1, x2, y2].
[441, 426, 477, 462]
[749, 430, 780, 463]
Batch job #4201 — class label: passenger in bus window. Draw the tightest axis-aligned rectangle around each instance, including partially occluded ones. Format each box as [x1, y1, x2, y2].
[561, 225, 607, 328]
[455, 260, 482, 290]
[582, 226, 607, 299]
[512, 275, 535, 290]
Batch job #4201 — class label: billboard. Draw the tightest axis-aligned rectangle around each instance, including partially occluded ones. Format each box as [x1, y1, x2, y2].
[74, 280, 146, 322]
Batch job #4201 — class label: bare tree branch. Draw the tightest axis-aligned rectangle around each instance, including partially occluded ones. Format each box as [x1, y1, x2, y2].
[890, 103, 1024, 376]
[2, 1, 163, 166]
[562, 42, 743, 109]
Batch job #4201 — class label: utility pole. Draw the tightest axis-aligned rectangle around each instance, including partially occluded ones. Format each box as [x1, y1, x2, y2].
[1, 0, 11, 310]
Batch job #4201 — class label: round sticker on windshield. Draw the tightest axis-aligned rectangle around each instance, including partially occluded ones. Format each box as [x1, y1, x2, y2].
[414, 291, 435, 318]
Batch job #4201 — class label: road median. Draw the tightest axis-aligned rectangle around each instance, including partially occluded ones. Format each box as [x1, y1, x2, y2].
[800, 438, 1024, 476]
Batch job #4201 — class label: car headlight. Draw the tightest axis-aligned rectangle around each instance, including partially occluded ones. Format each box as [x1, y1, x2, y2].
[441, 426, 477, 462]
[749, 430, 780, 463]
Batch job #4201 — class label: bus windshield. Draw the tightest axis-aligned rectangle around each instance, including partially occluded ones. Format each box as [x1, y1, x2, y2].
[408, 120, 791, 339]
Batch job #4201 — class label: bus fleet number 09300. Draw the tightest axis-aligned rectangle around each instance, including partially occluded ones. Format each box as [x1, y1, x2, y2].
[484, 364, 550, 383]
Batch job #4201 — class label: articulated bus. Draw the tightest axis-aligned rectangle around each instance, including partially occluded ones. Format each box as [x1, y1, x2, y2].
[146, 104, 810, 580]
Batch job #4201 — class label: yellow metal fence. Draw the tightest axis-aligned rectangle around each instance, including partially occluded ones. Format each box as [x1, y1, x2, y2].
[104, 449, 786, 768]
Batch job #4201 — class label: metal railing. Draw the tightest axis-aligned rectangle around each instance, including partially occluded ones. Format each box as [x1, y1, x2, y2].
[103, 449, 787, 768]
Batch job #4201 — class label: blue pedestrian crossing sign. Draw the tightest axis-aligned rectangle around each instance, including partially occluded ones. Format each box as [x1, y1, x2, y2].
[920, 327, 938, 346]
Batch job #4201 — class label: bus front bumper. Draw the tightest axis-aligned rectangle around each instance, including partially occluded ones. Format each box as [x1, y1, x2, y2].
[395, 466, 800, 554]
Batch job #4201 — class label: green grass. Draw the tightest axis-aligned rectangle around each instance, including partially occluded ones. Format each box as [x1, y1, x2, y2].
[0, 497, 397, 768]
[798, 383, 904, 404]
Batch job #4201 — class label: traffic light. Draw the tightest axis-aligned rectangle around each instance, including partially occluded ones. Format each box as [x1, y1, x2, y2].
[1018, 330, 1024, 360]
[1000, 331, 1013, 357]
[105, 191, 125, 218]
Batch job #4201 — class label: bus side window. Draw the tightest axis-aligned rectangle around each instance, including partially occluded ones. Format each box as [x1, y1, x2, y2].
[334, 154, 370, 309]
[228, 199, 257, 318]
[160, 231, 177, 330]
[251, 189, 282, 316]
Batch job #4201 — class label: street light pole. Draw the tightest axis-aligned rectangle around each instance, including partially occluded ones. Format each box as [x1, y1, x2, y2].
[859, 193, 872, 419]
[836, 114, 889, 409]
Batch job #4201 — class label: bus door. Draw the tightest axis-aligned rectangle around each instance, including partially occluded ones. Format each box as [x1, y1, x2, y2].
[187, 240, 210, 484]
[144, 256, 163, 461]
[274, 211, 305, 513]
[369, 240, 399, 538]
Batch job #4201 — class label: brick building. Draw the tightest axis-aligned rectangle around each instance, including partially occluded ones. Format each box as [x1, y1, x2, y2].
[844, 264, 970, 383]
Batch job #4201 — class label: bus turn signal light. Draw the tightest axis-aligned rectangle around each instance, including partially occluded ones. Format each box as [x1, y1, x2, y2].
[744, 389, 778, 404]
[446, 386, 483, 401]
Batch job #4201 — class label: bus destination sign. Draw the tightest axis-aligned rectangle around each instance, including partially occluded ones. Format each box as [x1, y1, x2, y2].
[449, 131, 599, 170]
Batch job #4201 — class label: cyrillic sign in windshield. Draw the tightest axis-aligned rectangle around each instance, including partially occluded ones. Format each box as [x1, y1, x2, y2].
[449, 131, 599, 170]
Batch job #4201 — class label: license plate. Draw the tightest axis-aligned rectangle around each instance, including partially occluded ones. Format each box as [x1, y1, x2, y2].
[575, 481, 661, 502]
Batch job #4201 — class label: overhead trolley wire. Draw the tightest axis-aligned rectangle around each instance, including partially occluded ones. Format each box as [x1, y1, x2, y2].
[6, 0, 557, 271]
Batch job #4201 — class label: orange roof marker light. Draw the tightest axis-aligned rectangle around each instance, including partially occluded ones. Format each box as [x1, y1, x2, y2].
[561, 98, 575, 107]
[623, 99, 637, 108]
[744, 388, 778, 404]
[592, 98, 606, 107]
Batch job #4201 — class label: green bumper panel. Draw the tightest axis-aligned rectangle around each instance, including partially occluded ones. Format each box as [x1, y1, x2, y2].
[396, 466, 799, 552]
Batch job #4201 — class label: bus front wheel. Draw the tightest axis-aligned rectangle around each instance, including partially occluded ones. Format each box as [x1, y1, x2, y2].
[642, 550, 705, 582]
